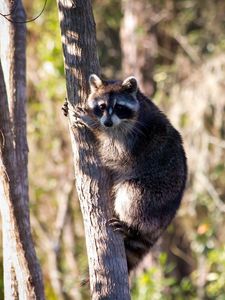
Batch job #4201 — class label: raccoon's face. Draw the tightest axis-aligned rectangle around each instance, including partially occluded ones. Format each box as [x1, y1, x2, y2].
[88, 74, 140, 128]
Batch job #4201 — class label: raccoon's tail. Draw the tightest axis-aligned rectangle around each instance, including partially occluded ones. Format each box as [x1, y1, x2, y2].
[124, 232, 155, 272]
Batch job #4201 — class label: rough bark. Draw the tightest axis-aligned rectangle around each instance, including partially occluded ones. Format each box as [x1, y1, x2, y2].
[56, 1, 130, 299]
[0, 1, 45, 299]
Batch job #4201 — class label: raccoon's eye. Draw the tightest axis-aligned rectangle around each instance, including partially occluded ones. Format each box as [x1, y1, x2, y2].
[99, 103, 106, 111]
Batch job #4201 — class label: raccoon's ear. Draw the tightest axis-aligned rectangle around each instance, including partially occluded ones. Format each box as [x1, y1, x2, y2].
[89, 74, 103, 92]
[122, 76, 138, 94]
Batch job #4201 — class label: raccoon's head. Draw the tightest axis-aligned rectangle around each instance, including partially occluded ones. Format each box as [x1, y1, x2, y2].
[87, 74, 140, 129]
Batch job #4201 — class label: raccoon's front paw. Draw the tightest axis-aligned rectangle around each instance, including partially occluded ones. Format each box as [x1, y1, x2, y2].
[72, 106, 89, 128]
[108, 218, 130, 237]
[62, 98, 69, 116]
[73, 106, 88, 118]
[72, 106, 97, 129]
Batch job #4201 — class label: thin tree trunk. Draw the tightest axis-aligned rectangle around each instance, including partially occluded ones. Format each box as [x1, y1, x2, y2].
[120, 0, 157, 96]
[0, 1, 45, 299]
[56, 1, 130, 299]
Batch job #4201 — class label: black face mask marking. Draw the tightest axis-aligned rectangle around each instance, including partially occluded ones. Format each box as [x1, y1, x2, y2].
[91, 91, 138, 124]
[114, 104, 134, 119]
[93, 105, 103, 117]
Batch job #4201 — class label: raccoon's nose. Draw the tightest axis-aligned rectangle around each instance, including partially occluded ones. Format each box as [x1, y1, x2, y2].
[104, 119, 113, 127]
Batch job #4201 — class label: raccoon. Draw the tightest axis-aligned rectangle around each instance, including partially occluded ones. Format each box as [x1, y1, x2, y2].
[66, 74, 187, 272]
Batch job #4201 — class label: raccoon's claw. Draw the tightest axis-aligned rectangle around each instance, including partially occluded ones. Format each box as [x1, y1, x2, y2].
[72, 119, 86, 128]
[108, 218, 130, 237]
[62, 101, 86, 127]
[80, 275, 90, 287]
[62, 99, 69, 116]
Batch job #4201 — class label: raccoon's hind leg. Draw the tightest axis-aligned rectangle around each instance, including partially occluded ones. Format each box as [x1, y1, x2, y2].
[125, 231, 154, 272]
[109, 217, 154, 272]
[113, 180, 160, 272]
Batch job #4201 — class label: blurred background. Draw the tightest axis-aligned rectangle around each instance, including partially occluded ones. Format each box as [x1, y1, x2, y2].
[1, 0, 225, 299]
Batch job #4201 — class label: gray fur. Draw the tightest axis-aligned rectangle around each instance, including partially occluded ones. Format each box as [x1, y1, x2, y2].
[72, 75, 187, 272]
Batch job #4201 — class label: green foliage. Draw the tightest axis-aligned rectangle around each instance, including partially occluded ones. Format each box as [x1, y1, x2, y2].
[133, 248, 225, 299]
[132, 253, 196, 300]
[206, 247, 225, 298]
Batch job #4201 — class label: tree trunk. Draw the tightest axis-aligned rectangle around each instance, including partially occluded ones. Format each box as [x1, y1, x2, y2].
[56, 1, 130, 299]
[0, 1, 45, 299]
[120, 0, 157, 96]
